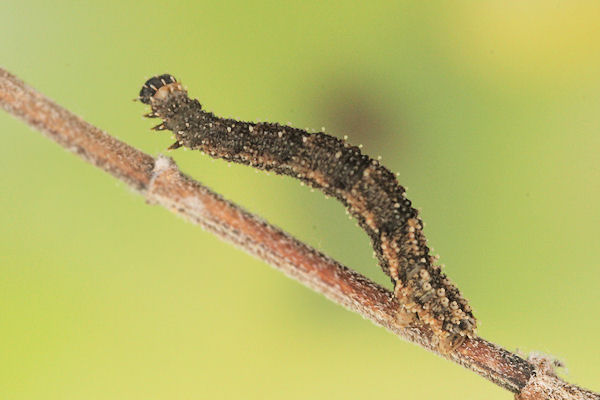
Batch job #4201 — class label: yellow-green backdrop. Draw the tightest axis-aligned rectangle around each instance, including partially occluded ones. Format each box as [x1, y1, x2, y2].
[1, 2, 599, 398]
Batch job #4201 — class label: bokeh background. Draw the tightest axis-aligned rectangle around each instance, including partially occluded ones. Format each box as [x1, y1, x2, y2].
[2, 1, 599, 398]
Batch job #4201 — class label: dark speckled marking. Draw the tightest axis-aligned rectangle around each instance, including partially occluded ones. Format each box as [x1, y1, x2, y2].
[139, 74, 477, 351]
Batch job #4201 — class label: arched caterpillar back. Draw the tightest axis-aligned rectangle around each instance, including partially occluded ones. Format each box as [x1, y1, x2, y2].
[139, 74, 477, 351]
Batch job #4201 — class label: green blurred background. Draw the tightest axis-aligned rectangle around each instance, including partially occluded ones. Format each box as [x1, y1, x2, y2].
[1, 1, 599, 398]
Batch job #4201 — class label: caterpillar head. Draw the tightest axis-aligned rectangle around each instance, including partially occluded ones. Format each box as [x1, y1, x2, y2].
[139, 74, 182, 104]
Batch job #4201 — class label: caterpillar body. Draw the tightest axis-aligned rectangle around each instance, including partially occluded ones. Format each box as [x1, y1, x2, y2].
[139, 74, 477, 351]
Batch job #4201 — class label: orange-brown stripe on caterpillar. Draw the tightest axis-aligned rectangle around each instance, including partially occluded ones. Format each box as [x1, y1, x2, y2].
[139, 74, 477, 351]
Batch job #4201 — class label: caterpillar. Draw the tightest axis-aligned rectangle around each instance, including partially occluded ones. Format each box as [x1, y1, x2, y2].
[139, 74, 477, 351]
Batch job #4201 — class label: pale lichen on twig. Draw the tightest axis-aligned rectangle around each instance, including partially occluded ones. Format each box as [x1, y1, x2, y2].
[0, 68, 597, 399]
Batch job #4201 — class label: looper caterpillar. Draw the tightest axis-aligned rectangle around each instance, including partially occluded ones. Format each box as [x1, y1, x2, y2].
[138, 74, 477, 351]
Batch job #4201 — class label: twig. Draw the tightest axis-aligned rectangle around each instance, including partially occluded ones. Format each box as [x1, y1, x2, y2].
[1, 67, 597, 400]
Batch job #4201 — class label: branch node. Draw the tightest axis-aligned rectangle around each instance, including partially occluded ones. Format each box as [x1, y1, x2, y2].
[517, 354, 598, 400]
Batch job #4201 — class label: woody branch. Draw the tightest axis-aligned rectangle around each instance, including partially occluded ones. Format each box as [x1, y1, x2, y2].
[1, 68, 597, 400]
